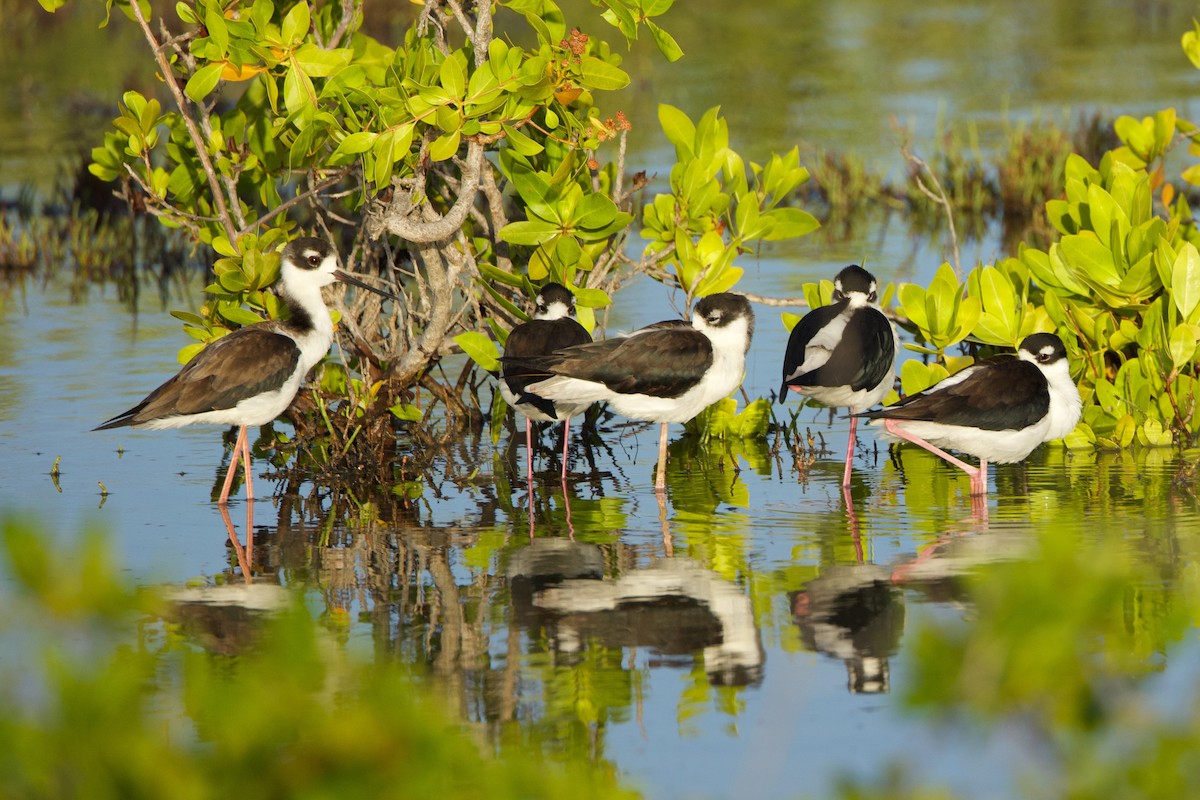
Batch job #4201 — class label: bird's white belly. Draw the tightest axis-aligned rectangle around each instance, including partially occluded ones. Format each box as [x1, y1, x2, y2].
[875, 417, 1052, 464]
[138, 372, 305, 430]
[529, 345, 746, 424]
[499, 380, 589, 422]
[793, 379, 890, 414]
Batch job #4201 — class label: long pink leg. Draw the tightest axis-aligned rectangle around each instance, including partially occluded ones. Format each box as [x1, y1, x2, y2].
[526, 417, 535, 537]
[219, 426, 248, 505]
[842, 416, 858, 488]
[241, 428, 254, 501]
[655, 422, 669, 492]
[560, 417, 571, 482]
[884, 419, 988, 495]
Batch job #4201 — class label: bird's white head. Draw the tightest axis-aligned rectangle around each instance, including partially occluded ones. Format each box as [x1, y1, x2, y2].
[692, 292, 755, 354]
[832, 264, 878, 307]
[280, 237, 339, 294]
[1017, 331, 1081, 439]
[1017, 332, 1069, 371]
[533, 282, 577, 321]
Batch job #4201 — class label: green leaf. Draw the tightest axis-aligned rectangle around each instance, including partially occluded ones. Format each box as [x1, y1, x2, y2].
[1138, 416, 1173, 447]
[204, 4, 229, 54]
[1113, 413, 1137, 448]
[439, 53, 466, 99]
[897, 283, 930, 337]
[1059, 234, 1119, 286]
[428, 130, 461, 162]
[507, 164, 556, 220]
[454, 332, 500, 372]
[573, 193, 618, 231]
[900, 359, 949, 396]
[501, 123, 544, 156]
[760, 207, 820, 241]
[1184, 26, 1200, 69]
[646, 20, 684, 62]
[577, 57, 629, 91]
[389, 403, 423, 422]
[220, 306, 266, 326]
[1169, 324, 1198, 371]
[658, 104, 695, 158]
[283, 64, 315, 115]
[281, 1, 310, 46]
[498, 220, 559, 246]
[184, 63, 224, 102]
[1171, 242, 1200, 321]
[293, 43, 351, 77]
[331, 131, 376, 159]
[572, 288, 611, 308]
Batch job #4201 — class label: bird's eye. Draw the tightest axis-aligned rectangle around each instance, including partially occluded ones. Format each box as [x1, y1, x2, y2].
[308, 255, 321, 267]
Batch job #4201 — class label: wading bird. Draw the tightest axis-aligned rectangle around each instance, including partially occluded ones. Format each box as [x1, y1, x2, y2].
[780, 265, 896, 487]
[95, 237, 394, 504]
[505, 293, 755, 492]
[499, 282, 593, 487]
[857, 332, 1081, 495]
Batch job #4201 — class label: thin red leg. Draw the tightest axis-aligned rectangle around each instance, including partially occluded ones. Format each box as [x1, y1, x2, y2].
[219, 425, 248, 505]
[526, 417, 535, 538]
[842, 416, 858, 488]
[560, 417, 571, 482]
[884, 419, 988, 495]
[655, 422, 669, 492]
[241, 427, 254, 501]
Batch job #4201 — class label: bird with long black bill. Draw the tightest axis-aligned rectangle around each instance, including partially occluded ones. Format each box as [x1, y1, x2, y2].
[94, 237, 395, 504]
[780, 265, 896, 488]
[499, 282, 593, 489]
[856, 332, 1081, 495]
[503, 292, 755, 492]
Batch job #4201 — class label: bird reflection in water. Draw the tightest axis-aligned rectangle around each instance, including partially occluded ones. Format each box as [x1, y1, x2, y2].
[510, 543, 764, 688]
[790, 564, 905, 694]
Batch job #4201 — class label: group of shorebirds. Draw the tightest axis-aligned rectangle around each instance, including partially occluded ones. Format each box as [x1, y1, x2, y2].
[95, 240, 1083, 505]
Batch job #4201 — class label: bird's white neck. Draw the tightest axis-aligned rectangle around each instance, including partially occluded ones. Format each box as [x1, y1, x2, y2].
[278, 262, 336, 373]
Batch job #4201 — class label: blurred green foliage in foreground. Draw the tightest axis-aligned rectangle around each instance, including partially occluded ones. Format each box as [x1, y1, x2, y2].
[0, 515, 637, 800]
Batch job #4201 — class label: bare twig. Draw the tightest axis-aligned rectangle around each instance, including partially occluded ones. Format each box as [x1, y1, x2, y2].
[129, 0, 239, 245]
[894, 118, 961, 277]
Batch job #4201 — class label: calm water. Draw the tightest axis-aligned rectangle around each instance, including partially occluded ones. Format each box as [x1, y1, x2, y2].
[5, 2, 1200, 799]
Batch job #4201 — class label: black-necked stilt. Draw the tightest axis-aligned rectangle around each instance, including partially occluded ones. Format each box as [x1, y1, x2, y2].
[780, 265, 896, 487]
[95, 237, 394, 504]
[499, 282, 593, 486]
[857, 332, 1081, 495]
[504, 292, 755, 492]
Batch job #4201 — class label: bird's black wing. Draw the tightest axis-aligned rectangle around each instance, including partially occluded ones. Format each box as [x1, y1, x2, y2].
[793, 307, 894, 393]
[502, 317, 592, 396]
[504, 326, 713, 399]
[860, 357, 1048, 431]
[779, 302, 844, 398]
[95, 327, 301, 429]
